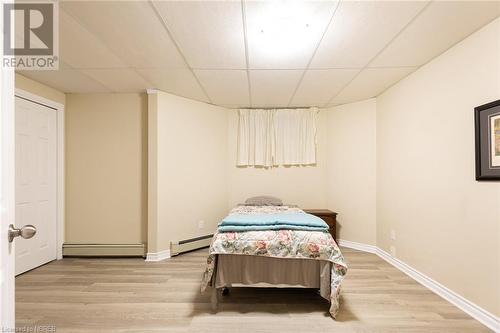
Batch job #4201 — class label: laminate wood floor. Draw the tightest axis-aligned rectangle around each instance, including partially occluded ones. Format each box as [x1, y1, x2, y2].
[16, 248, 491, 333]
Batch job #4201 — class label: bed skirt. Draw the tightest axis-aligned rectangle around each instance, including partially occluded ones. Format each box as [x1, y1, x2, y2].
[214, 254, 332, 301]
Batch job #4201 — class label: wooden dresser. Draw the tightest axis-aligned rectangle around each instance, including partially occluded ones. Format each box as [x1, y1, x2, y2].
[303, 209, 337, 242]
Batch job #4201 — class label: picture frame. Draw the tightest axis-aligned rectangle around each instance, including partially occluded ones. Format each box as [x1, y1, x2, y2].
[475, 99, 500, 181]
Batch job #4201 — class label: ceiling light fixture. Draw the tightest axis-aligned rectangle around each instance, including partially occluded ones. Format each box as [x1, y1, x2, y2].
[250, 1, 315, 59]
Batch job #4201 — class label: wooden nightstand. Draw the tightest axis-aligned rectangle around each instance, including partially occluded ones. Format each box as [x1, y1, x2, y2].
[303, 209, 337, 242]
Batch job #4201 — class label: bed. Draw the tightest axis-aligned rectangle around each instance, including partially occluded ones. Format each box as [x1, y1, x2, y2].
[200, 201, 347, 318]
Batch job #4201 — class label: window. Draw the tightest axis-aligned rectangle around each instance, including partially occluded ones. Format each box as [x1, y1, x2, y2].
[237, 108, 318, 167]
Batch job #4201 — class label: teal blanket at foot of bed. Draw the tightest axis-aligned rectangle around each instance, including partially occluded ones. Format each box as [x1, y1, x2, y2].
[218, 224, 329, 232]
[218, 212, 329, 232]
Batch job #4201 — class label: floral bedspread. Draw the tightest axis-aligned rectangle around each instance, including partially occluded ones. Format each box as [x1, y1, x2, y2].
[201, 206, 348, 318]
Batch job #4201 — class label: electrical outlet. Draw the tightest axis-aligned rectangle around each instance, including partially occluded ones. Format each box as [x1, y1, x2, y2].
[198, 220, 205, 229]
[390, 229, 396, 241]
[390, 245, 396, 257]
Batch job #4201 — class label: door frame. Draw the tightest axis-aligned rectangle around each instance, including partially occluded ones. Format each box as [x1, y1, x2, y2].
[15, 88, 65, 260]
[1, 50, 15, 331]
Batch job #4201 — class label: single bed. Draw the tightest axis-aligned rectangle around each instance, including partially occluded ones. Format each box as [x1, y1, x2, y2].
[201, 203, 347, 318]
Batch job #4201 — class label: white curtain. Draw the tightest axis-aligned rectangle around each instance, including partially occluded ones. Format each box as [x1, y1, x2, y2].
[237, 108, 318, 167]
[237, 109, 275, 167]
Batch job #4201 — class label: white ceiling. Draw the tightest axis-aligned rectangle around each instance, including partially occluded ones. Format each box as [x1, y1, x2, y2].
[18, 1, 500, 108]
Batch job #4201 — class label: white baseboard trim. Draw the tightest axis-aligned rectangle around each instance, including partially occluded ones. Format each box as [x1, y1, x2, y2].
[145, 249, 171, 262]
[337, 239, 377, 254]
[339, 240, 500, 332]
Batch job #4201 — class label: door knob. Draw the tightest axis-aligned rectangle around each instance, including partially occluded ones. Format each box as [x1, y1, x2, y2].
[8, 224, 36, 243]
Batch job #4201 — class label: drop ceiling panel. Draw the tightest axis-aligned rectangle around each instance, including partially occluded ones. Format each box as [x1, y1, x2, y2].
[194, 70, 249, 106]
[311, 1, 427, 69]
[61, 1, 186, 69]
[370, 1, 500, 67]
[137, 68, 209, 103]
[81, 69, 152, 93]
[332, 67, 416, 105]
[18, 1, 500, 107]
[245, 1, 337, 69]
[59, 10, 127, 69]
[249, 70, 303, 106]
[18, 68, 112, 93]
[290, 69, 359, 107]
[153, 1, 246, 69]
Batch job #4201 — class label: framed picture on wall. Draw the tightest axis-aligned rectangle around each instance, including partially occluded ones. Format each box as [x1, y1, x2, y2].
[475, 99, 500, 180]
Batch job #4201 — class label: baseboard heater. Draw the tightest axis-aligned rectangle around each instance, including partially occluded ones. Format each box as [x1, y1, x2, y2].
[170, 234, 213, 256]
[62, 243, 146, 257]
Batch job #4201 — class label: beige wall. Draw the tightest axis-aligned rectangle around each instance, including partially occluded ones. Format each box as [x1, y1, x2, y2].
[151, 91, 229, 252]
[325, 99, 377, 245]
[15, 73, 65, 105]
[227, 110, 328, 208]
[16, 17, 499, 317]
[65, 93, 148, 244]
[377, 18, 500, 316]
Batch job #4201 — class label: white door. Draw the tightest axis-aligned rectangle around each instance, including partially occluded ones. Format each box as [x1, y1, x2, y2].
[15, 97, 57, 275]
[1, 7, 16, 326]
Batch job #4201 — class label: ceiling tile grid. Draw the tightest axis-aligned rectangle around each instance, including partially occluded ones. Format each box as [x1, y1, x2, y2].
[310, 1, 428, 69]
[60, 1, 187, 69]
[17, 1, 500, 108]
[80, 69, 152, 93]
[370, 1, 500, 68]
[19, 64, 112, 94]
[153, 1, 247, 70]
[59, 10, 128, 69]
[137, 68, 210, 103]
[289, 69, 359, 107]
[330, 67, 417, 106]
[249, 70, 304, 106]
[194, 70, 250, 106]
